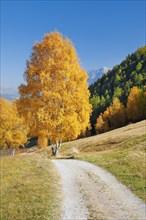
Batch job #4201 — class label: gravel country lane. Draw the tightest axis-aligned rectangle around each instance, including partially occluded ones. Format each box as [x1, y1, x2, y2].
[52, 159, 146, 220]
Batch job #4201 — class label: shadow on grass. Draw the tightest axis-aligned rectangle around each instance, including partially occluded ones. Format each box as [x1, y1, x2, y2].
[51, 155, 75, 160]
[25, 137, 38, 148]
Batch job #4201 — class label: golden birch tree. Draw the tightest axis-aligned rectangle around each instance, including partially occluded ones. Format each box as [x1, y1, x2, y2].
[95, 109, 110, 134]
[95, 114, 105, 134]
[95, 98, 126, 134]
[109, 97, 126, 129]
[126, 86, 146, 122]
[0, 98, 28, 152]
[102, 108, 110, 132]
[16, 32, 91, 148]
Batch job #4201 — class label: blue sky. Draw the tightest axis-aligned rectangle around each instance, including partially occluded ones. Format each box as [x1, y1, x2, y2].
[1, 0, 145, 87]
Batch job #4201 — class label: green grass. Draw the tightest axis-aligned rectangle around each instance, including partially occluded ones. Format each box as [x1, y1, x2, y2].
[60, 121, 146, 202]
[76, 135, 146, 201]
[0, 120, 145, 220]
[0, 152, 62, 220]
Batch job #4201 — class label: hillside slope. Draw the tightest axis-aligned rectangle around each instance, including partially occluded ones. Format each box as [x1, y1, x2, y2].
[89, 46, 146, 131]
[90, 46, 146, 103]
[60, 120, 146, 201]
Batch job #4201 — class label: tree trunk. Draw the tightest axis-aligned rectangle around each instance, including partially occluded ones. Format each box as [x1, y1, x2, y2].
[51, 140, 61, 156]
[37, 136, 48, 148]
[55, 140, 61, 156]
[55, 141, 60, 156]
[12, 148, 16, 156]
[51, 144, 55, 156]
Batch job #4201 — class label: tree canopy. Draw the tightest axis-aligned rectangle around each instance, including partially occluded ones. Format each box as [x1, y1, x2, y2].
[126, 86, 146, 122]
[89, 46, 146, 133]
[95, 97, 126, 134]
[16, 32, 91, 148]
[0, 98, 28, 149]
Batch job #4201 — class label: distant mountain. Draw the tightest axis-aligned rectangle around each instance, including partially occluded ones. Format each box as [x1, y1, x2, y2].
[0, 87, 19, 101]
[88, 67, 111, 85]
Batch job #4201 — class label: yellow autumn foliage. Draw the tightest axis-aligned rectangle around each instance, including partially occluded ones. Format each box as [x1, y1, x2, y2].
[109, 97, 126, 129]
[0, 98, 29, 149]
[126, 86, 146, 122]
[95, 114, 105, 134]
[16, 32, 92, 147]
[95, 97, 126, 134]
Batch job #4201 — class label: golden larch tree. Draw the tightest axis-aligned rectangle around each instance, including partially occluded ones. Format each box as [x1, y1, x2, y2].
[126, 86, 146, 122]
[16, 32, 91, 148]
[95, 114, 104, 134]
[95, 98, 126, 134]
[95, 108, 110, 134]
[0, 98, 28, 154]
[109, 97, 126, 129]
[102, 108, 110, 132]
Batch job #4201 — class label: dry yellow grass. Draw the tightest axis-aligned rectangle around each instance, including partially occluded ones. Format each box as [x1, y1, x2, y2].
[0, 152, 62, 220]
[1, 120, 145, 220]
[61, 120, 146, 154]
[59, 120, 146, 201]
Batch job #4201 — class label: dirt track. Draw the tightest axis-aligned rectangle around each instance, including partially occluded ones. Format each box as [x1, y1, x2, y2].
[52, 159, 146, 220]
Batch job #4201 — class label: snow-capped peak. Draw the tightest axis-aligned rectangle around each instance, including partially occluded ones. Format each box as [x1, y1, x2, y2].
[88, 67, 111, 85]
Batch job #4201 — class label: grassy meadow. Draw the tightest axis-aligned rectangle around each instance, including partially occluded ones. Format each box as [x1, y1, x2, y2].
[0, 152, 62, 220]
[60, 120, 146, 202]
[0, 120, 145, 220]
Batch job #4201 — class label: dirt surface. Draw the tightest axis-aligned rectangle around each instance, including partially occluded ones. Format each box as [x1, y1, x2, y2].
[52, 159, 146, 220]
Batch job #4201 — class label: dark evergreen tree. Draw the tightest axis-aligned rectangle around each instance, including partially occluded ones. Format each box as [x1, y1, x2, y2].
[89, 46, 146, 132]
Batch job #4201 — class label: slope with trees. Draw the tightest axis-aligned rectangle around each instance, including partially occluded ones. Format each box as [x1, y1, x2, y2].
[95, 87, 146, 134]
[90, 46, 146, 133]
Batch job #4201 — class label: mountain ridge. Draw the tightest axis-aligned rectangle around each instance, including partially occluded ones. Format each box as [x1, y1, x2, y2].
[0, 87, 19, 101]
[88, 67, 111, 85]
